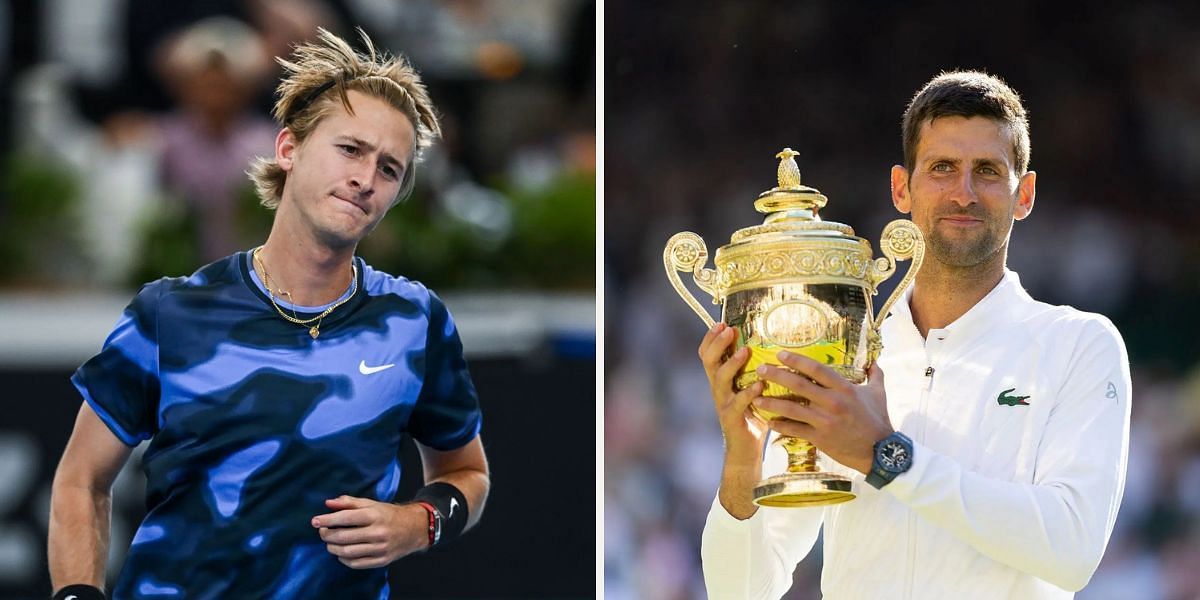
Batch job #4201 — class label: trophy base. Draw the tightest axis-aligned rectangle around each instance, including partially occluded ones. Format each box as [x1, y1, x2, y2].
[753, 472, 855, 507]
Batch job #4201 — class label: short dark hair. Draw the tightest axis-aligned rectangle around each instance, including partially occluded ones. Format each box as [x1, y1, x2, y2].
[902, 70, 1030, 175]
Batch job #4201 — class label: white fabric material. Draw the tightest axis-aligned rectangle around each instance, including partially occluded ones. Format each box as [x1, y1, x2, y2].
[701, 270, 1132, 599]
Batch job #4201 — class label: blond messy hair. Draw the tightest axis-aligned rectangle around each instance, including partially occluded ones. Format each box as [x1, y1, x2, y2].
[247, 27, 441, 208]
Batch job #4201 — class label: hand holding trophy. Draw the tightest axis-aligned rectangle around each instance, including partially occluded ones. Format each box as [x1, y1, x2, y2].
[664, 149, 924, 507]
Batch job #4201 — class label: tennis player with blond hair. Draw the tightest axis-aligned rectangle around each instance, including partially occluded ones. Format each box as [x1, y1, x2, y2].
[48, 28, 488, 599]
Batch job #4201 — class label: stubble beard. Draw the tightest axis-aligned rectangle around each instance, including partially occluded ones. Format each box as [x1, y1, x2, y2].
[925, 217, 1010, 269]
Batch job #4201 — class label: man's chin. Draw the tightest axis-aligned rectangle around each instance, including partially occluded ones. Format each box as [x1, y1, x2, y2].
[312, 226, 363, 251]
[927, 237, 1001, 268]
[309, 211, 385, 250]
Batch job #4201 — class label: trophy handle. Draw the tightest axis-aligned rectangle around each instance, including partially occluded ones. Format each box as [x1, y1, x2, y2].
[868, 219, 925, 331]
[664, 232, 719, 328]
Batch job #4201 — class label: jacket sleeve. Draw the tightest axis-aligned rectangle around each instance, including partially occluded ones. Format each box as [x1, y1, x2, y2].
[883, 317, 1131, 591]
[700, 433, 826, 599]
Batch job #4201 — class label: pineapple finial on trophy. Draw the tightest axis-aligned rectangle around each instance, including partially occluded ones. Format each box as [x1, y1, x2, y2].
[755, 148, 828, 216]
[775, 148, 802, 189]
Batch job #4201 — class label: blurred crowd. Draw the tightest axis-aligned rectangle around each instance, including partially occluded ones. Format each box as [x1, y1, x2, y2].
[605, 2, 1200, 599]
[0, 0, 595, 292]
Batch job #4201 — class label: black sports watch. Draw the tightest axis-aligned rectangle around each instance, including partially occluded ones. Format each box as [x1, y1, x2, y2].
[866, 431, 914, 489]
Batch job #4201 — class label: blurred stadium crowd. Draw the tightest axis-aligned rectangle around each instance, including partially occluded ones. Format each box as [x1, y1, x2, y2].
[0, 0, 595, 292]
[605, 2, 1200, 599]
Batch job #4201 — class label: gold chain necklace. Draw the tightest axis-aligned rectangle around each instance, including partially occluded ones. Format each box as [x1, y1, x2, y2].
[252, 246, 357, 339]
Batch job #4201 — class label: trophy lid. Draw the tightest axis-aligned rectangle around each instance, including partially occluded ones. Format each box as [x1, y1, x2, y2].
[729, 149, 856, 244]
[754, 148, 828, 217]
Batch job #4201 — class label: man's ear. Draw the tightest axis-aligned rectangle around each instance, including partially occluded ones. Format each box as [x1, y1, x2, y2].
[1014, 170, 1036, 221]
[276, 128, 298, 172]
[891, 165, 912, 214]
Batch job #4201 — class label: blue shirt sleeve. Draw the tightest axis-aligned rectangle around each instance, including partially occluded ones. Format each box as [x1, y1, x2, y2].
[71, 280, 162, 446]
[408, 291, 482, 450]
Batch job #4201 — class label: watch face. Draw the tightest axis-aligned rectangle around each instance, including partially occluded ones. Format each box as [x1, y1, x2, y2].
[878, 441, 910, 472]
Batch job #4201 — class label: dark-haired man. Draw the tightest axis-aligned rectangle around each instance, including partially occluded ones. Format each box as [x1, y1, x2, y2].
[699, 71, 1130, 599]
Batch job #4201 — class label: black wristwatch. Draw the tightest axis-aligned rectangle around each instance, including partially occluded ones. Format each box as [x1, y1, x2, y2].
[866, 431, 913, 489]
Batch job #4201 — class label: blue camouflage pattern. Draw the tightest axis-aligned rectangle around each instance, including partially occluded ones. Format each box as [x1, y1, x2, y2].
[71, 251, 481, 599]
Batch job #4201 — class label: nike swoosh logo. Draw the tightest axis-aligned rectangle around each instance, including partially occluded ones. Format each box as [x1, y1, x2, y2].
[65, 596, 78, 600]
[449, 497, 459, 518]
[359, 360, 396, 375]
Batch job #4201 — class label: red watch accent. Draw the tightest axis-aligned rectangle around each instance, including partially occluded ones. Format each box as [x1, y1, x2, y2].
[415, 501, 442, 547]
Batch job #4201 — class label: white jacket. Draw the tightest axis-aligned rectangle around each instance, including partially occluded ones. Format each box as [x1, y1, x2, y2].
[701, 270, 1132, 599]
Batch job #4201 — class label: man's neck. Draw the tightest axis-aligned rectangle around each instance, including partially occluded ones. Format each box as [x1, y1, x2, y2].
[907, 251, 1006, 338]
[256, 225, 356, 307]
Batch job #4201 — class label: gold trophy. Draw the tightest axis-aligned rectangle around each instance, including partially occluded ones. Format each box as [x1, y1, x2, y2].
[664, 149, 924, 507]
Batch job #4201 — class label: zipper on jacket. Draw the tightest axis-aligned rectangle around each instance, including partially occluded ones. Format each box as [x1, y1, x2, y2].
[908, 335, 942, 598]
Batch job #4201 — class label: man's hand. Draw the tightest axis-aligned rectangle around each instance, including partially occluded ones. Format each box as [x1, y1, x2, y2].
[699, 323, 768, 519]
[753, 351, 893, 475]
[313, 495, 429, 569]
[699, 323, 768, 459]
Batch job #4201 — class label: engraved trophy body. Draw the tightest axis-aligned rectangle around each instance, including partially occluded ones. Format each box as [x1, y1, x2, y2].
[664, 149, 925, 507]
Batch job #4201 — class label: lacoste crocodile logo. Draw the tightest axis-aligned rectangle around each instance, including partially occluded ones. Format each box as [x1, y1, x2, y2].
[997, 388, 1031, 406]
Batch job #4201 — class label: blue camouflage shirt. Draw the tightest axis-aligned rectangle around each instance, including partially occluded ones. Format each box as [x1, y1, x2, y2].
[72, 251, 482, 599]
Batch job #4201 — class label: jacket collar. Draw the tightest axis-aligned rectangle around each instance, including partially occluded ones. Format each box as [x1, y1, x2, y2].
[885, 268, 1028, 343]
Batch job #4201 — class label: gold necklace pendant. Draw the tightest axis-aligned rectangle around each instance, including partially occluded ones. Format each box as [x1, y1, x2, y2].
[253, 246, 356, 340]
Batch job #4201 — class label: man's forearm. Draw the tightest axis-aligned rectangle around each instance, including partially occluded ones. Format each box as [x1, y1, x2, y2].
[718, 450, 762, 520]
[718, 430, 766, 520]
[48, 482, 112, 591]
[703, 439, 823, 600]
